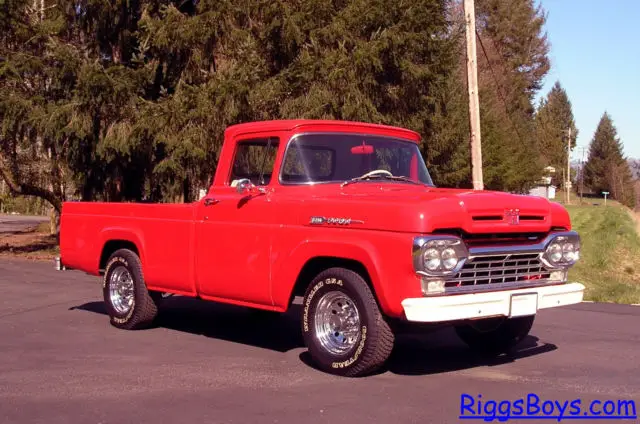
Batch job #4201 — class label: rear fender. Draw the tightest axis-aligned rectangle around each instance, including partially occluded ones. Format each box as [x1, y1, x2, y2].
[98, 227, 146, 273]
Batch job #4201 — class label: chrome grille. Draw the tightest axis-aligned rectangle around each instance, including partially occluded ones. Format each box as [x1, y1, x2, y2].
[445, 253, 551, 290]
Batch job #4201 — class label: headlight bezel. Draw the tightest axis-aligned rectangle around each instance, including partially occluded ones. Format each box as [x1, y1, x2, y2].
[412, 235, 469, 276]
[541, 232, 581, 268]
[413, 230, 580, 277]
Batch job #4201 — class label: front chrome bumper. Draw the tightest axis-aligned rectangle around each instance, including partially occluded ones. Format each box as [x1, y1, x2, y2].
[401, 282, 585, 323]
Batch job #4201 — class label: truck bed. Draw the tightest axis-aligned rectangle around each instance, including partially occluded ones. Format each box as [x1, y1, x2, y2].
[60, 201, 198, 294]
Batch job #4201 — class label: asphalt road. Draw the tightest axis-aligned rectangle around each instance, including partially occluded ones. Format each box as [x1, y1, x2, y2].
[1, 258, 639, 424]
[0, 214, 48, 233]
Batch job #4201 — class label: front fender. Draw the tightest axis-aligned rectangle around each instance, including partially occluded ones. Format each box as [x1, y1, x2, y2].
[271, 230, 420, 317]
[549, 202, 572, 230]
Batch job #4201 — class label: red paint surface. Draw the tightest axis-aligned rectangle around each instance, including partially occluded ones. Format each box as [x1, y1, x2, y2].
[59, 120, 572, 318]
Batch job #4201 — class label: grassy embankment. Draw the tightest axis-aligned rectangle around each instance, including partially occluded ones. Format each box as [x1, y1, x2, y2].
[564, 199, 640, 304]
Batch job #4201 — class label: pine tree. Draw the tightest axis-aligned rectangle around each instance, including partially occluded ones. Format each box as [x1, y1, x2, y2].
[0, 0, 79, 216]
[476, 0, 550, 109]
[0, 0, 562, 210]
[583, 112, 636, 207]
[448, 0, 552, 192]
[2, 0, 459, 205]
[534, 81, 578, 187]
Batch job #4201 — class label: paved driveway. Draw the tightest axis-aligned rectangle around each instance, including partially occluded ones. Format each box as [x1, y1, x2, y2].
[0, 258, 639, 423]
[0, 214, 48, 233]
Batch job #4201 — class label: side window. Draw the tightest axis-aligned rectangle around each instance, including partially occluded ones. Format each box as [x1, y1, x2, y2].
[229, 137, 279, 186]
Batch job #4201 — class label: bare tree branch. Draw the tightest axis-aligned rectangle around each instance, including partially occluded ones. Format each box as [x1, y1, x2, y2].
[0, 152, 62, 213]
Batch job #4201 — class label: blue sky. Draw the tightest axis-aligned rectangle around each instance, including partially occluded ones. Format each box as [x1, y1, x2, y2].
[535, 0, 640, 160]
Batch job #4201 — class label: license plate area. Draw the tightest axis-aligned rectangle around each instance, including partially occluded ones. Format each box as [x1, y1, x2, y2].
[509, 293, 538, 317]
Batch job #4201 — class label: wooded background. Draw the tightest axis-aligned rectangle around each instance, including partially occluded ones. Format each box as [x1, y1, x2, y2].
[1, 0, 637, 222]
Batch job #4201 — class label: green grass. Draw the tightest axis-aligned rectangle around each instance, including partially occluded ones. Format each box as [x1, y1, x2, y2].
[564, 200, 640, 304]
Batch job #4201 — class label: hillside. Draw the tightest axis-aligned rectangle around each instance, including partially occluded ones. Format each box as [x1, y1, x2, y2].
[565, 201, 640, 304]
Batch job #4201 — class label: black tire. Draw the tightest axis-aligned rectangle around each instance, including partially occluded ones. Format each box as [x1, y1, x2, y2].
[454, 315, 535, 354]
[301, 267, 394, 377]
[102, 248, 160, 330]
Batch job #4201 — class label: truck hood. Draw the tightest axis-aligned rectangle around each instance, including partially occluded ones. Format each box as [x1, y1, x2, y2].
[295, 183, 571, 234]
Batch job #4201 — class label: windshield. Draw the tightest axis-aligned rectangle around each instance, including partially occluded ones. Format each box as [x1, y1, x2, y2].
[280, 133, 434, 186]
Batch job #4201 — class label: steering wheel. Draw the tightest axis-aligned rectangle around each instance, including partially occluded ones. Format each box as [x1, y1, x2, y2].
[358, 169, 393, 179]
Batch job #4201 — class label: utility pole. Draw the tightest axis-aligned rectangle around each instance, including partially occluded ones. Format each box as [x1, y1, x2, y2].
[464, 0, 484, 190]
[565, 127, 572, 204]
[578, 146, 586, 203]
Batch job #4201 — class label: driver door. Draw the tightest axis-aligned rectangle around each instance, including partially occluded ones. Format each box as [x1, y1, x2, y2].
[194, 135, 279, 306]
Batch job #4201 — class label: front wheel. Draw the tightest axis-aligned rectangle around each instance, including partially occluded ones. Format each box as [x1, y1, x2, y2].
[301, 267, 394, 377]
[454, 315, 535, 354]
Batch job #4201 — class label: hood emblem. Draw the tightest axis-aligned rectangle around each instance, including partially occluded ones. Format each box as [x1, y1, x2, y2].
[505, 209, 520, 225]
[310, 216, 364, 226]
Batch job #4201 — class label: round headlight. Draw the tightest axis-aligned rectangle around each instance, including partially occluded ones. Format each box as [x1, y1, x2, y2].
[547, 243, 562, 263]
[413, 236, 469, 275]
[562, 243, 576, 261]
[423, 248, 441, 271]
[441, 248, 458, 270]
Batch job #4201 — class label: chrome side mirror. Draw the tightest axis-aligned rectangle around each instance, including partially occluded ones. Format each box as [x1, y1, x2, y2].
[234, 178, 254, 194]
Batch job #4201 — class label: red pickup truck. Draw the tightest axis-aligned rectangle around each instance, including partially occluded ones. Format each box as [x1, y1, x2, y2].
[58, 119, 584, 377]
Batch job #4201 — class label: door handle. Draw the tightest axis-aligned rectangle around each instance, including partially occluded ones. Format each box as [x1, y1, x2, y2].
[204, 197, 219, 206]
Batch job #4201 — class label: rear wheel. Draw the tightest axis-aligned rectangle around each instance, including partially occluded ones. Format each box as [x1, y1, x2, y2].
[454, 315, 535, 354]
[301, 267, 394, 377]
[102, 248, 160, 330]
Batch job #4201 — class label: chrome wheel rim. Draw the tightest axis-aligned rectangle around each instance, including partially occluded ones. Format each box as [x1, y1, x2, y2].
[109, 266, 134, 314]
[314, 291, 361, 355]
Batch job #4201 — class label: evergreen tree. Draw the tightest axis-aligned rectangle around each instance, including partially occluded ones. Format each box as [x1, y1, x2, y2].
[534, 81, 578, 187]
[0, 0, 563, 213]
[583, 112, 636, 207]
[448, 0, 552, 192]
[476, 0, 550, 109]
[0, 0, 83, 215]
[1, 0, 460, 205]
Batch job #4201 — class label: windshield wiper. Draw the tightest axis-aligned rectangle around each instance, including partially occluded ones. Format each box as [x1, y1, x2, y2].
[341, 171, 423, 187]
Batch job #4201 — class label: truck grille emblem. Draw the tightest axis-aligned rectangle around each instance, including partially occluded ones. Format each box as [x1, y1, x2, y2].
[505, 209, 520, 225]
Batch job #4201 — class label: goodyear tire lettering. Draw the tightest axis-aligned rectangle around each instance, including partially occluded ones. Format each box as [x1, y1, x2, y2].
[331, 326, 367, 369]
[112, 297, 136, 324]
[301, 267, 394, 377]
[302, 281, 324, 332]
[104, 256, 135, 324]
[325, 278, 343, 286]
[103, 257, 129, 288]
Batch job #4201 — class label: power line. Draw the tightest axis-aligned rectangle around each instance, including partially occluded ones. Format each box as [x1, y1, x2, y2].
[474, 28, 526, 148]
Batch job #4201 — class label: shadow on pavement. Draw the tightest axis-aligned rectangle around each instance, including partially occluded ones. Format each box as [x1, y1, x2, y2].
[71, 297, 304, 352]
[385, 332, 556, 376]
[71, 296, 557, 376]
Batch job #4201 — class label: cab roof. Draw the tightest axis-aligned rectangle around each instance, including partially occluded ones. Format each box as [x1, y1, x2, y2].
[224, 119, 421, 142]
